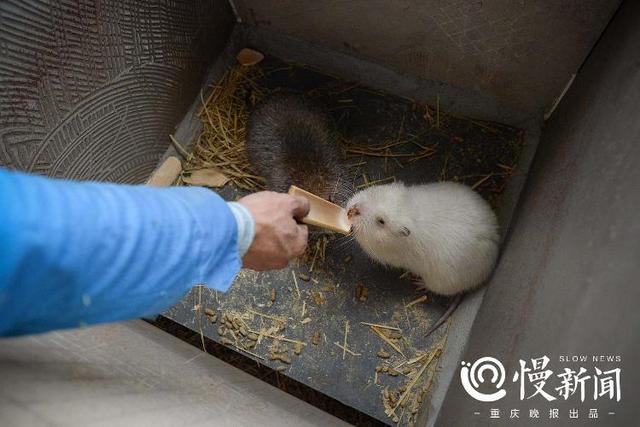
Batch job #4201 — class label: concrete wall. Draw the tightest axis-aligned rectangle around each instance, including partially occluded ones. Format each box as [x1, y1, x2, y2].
[232, 0, 620, 116]
[435, 1, 639, 425]
[0, 320, 348, 426]
[0, 0, 234, 183]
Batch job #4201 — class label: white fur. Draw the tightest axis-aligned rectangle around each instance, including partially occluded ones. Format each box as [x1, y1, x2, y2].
[347, 181, 499, 295]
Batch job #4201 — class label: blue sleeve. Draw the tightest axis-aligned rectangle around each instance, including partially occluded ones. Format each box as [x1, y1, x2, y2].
[0, 168, 242, 336]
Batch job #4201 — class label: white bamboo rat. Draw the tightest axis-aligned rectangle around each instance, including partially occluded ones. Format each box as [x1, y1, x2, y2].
[346, 181, 499, 336]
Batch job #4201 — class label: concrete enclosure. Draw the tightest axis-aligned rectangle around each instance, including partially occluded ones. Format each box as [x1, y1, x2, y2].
[436, 1, 640, 424]
[1, 0, 637, 426]
[232, 0, 620, 115]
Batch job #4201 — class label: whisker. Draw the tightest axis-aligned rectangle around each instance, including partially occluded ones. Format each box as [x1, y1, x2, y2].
[334, 234, 356, 250]
[332, 238, 357, 256]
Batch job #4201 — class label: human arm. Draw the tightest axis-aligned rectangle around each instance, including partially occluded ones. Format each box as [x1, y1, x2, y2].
[0, 169, 308, 336]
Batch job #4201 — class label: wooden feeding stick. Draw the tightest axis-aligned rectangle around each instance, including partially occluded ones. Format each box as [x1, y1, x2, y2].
[288, 185, 351, 235]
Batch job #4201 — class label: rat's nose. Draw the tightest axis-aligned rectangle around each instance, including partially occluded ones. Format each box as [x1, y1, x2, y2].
[347, 204, 361, 220]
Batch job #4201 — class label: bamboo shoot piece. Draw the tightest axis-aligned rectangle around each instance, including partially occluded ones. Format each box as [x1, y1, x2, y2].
[236, 48, 264, 66]
[147, 156, 182, 187]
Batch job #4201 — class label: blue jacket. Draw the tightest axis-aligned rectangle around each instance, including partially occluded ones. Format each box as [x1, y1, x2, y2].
[0, 168, 251, 336]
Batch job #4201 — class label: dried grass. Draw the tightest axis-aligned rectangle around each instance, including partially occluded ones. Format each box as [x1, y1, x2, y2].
[184, 66, 268, 191]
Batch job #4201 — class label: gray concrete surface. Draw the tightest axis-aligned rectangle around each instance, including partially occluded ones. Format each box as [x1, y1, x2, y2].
[231, 0, 620, 116]
[0, 320, 349, 427]
[435, 2, 640, 425]
[242, 25, 532, 127]
[0, 0, 233, 183]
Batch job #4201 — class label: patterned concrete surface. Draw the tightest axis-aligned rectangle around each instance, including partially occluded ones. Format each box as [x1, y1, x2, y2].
[0, 0, 233, 182]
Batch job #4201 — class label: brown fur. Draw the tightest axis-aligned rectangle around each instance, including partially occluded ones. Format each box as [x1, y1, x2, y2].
[246, 93, 347, 202]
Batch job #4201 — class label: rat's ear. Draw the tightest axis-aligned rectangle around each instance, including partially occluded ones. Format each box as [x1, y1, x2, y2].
[400, 226, 411, 236]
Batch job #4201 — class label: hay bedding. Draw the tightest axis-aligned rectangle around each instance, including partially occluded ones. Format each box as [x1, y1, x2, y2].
[162, 52, 523, 426]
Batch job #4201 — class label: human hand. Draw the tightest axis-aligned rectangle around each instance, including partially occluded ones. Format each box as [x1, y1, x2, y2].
[238, 191, 310, 270]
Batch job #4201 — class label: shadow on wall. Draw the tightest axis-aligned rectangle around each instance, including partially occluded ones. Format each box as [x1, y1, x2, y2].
[0, 0, 234, 183]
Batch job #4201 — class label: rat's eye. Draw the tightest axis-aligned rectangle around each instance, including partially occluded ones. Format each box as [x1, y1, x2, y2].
[376, 217, 385, 226]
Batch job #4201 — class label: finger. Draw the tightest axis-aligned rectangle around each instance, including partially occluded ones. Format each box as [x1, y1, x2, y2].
[292, 224, 309, 256]
[290, 196, 310, 219]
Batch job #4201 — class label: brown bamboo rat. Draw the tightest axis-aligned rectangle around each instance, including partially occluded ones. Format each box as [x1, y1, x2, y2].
[347, 181, 500, 337]
[245, 93, 348, 203]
